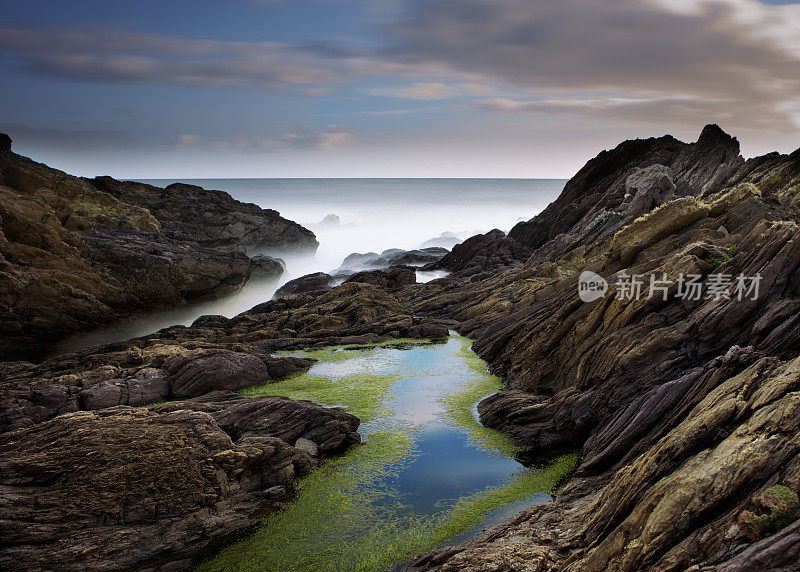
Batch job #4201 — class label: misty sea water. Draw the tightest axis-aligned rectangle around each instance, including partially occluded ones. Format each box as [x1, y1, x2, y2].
[53, 178, 564, 354]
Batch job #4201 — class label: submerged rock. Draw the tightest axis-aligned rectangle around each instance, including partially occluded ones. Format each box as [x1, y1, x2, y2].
[320, 213, 341, 226]
[333, 247, 449, 277]
[420, 232, 464, 250]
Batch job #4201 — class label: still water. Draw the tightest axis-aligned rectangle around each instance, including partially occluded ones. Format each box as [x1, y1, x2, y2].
[198, 334, 579, 572]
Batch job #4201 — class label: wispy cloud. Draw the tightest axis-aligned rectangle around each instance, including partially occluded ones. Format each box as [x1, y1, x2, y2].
[1, 0, 800, 141]
[171, 125, 355, 151]
[0, 23, 358, 88]
[365, 81, 491, 99]
[0, 123, 140, 151]
[387, 0, 800, 130]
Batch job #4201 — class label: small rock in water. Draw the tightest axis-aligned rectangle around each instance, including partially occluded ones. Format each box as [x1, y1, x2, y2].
[320, 213, 340, 226]
[274, 272, 337, 298]
[250, 255, 285, 281]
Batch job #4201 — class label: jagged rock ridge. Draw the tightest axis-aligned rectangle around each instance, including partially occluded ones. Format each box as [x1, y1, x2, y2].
[403, 125, 800, 570]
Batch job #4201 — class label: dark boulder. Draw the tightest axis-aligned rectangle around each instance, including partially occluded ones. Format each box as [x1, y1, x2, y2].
[250, 254, 285, 281]
[164, 350, 270, 397]
[344, 266, 417, 290]
[274, 272, 337, 298]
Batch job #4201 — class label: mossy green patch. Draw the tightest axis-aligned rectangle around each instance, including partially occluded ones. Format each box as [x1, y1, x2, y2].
[197, 437, 579, 572]
[439, 335, 520, 457]
[706, 244, 736, 269]
[273, 337, 445, 363]
[240, 370, 403, 423]
[739, 484, 799, 541]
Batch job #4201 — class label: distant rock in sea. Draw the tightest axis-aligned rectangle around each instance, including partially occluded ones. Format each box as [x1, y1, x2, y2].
[333, 247, 449, 277]
[320, 213, 340, 226]
[420, 231, 464, 250]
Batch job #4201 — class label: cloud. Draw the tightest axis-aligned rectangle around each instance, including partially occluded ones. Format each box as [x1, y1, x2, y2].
[0, 123, 140, 151]
[478, 94, 800, 131]
[167, 126, 354, 152]
[298, 87, 333, 96]
[2, 0, 800, 136]
[176, 134, 199, 147]
[271, 125, 354, 150]
[366, 81, 490, 99]
[0, 23, 357, 88]
[386, 0, 800, 130]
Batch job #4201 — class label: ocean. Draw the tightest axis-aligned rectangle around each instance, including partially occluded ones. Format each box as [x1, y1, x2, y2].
[53, 179, 564, 354]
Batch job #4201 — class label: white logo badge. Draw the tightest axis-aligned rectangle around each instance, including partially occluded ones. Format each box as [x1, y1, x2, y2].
[578, 271, 608, 303]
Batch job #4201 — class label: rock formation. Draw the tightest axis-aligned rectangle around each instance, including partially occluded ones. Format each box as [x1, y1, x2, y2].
[4, 124, 800, 571]
[0, 134, 316, 360]
[274, 271, 338, 298]
[402, 125, 800, 570]
[91, 177, 317, 252]
[334, 247, 449, 277]
[0, 394, 359, 571]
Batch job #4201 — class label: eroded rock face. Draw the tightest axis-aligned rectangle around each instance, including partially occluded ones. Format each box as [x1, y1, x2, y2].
[0, 394, 359, 571]
[91, 177, 318, 252]
[344, 265, 417, 290]
[0, 134, 313, 360]
[165, 350, 271, 397]
[401, 125, 800, 571]
[429, 229, 532, 274]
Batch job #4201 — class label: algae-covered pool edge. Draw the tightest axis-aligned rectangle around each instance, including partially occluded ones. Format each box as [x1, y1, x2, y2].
[196, 333, 579, 572]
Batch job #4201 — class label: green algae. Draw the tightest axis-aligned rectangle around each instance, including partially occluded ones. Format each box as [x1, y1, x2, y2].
[740, 484, 799, 541]
[199, 334, 580, 572]
[439, 335, 521, 457]
[245, 337, 444, 422]
[195, 430, 420, 572]
[273, 337, 446, 364]
[197, 440, 580, 572]
[240, 370, 403, 423]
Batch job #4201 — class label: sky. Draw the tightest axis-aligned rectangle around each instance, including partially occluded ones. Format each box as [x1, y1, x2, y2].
[1, 0, 799, 178]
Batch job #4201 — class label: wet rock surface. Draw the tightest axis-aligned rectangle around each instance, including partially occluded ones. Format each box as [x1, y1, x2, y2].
[344, 265, 417, 290]
[274, 271, 338, 297]
[334, 247, 449, 276]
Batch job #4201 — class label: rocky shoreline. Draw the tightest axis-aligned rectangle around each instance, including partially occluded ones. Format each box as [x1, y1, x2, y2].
[401, 125, 800, 570]
[2, 125, 800, 570]
[0, 133, 316, 362]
